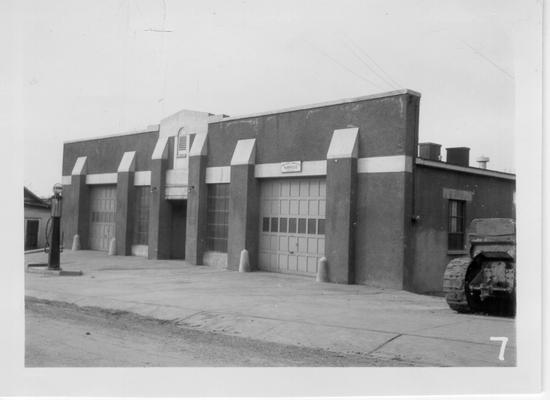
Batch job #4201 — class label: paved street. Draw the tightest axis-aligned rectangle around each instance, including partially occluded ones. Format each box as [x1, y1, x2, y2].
[25, 250, 516, 367]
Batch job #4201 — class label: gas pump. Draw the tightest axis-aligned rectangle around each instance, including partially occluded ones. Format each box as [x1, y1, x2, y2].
[26, 183, 82, 275]
[47, 183, 63, 270]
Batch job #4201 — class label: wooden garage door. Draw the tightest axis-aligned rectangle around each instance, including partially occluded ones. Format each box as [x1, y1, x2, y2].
[259, 178, 326, 276]
[89, 185, 116, 251]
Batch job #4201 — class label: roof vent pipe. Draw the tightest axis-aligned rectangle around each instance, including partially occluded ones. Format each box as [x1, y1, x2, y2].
[476, 155, 490, 169]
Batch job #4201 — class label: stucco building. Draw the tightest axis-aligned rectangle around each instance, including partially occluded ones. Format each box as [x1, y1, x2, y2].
[24, 187, 51, 251]
[60, 90, 515, 294]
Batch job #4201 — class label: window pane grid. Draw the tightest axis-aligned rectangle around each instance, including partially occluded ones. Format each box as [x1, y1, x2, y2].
[260, 216, 325, 236]
[448, 200, 465, 250]
[206, 184, 230, 252]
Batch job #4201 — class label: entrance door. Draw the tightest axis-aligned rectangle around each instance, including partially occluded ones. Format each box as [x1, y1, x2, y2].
[170, 201, 186, 259]
[259, 178, 326, 276]
[25, 219, 39, 250]
[88, 185, 116, 251]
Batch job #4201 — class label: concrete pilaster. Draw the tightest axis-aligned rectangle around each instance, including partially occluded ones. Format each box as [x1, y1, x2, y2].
[185, 133, 208, 265]
[325, 128, 358, 284]
[148, 138, 173, 260]
[63, 156, 89, 249]
[116, 151, 136, 256]
[228, 164, 260, 270]
[115, 171, 135, 255]
[227, 139, 258, 271]
[325, 158, 357, 283]
[63, 174, 90, 249]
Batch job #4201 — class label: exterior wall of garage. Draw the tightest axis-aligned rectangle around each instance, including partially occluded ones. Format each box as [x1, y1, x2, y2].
[61, 129, 159, 253]
[196, 90, 421, 286]
[59, 89, 516, 294]
[412, 163, 515, 294]
[62, 131, 158, 176]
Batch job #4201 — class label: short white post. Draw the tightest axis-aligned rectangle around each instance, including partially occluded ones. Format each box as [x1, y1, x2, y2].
[316, 257, 329, 282]
[108, 238, 116, 256]
[239, 249, 251, 272]
[71, 234, 81, 251]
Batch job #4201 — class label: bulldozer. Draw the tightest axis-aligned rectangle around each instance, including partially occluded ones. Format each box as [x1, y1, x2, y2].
[443, 218, 516, 316]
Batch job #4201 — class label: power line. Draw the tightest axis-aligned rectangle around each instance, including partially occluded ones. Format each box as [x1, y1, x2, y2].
[342, 39, 397, 89]
[461, 40, 514, 80]
[346, 36, 403, 88]
[304, 38, 385, 90]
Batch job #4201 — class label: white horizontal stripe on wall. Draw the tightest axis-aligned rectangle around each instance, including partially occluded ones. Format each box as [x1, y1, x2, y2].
[416, 158, 515, 180]
[206, 166, 231, 184]
[357, 155, 413, 173]
[85, 173, 118, 185]
[165, 186, 188, 199]
[134, 171, 151, 186]
[255, 160, 327, 178]
[165, 169, 189, 199]
[66, 156, 416, 187]
[65, 172, 151, 186]
[166, 169, 188, 186]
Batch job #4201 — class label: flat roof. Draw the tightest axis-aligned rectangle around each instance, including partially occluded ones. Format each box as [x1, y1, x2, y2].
[416, 158, 515, 180]
[63, 125, 160, 144]
[211, 89, 421, 123]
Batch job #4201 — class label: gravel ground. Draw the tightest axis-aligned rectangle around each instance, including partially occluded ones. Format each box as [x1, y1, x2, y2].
[25, 297, 416, 367]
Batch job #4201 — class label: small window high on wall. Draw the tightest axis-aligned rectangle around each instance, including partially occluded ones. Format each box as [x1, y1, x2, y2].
[448, 199, 466, 251]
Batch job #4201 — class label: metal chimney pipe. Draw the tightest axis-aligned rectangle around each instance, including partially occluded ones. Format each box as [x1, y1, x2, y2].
[476, 155, 490, 169]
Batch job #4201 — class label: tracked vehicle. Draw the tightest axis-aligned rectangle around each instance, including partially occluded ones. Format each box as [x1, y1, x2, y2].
[443, 218, 516, 316]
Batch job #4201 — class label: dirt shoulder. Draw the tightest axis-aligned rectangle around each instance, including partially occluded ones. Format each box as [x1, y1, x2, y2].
[26, 297, 416, 367]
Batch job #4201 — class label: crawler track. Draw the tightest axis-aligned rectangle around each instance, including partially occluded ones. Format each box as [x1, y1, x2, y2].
[443, 257, 472, 313]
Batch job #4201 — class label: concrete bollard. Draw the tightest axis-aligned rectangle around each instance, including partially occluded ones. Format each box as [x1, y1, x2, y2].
[316, 257, 329, 282]
[108, 238, 116, 256]
[71, 234, 81, 251]
[238, 249, 251, 272]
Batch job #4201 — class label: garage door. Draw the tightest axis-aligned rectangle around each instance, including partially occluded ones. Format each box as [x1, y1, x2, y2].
[89, 185, 117, 251]
[259, 178, 326, 276]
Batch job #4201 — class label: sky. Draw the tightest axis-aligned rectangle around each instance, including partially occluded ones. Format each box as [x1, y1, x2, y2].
[13, 0, 522, 196]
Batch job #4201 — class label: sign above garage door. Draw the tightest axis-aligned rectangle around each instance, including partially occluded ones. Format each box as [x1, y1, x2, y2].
[280, 161, 302, 173]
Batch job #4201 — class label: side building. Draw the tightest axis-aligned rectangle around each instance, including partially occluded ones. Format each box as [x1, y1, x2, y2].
[60, 90, 515, 294]
[24, 187, 51, 251]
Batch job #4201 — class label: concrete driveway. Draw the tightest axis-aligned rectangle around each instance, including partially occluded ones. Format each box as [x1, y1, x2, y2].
[24, 250, 516, 366]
